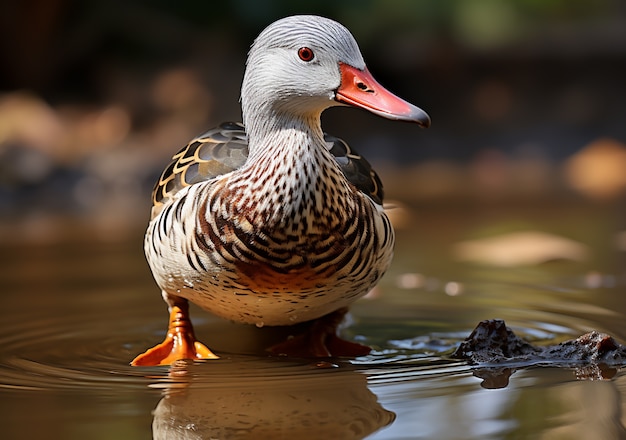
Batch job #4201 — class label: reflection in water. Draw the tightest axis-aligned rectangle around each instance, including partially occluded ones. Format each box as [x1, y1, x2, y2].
[472, 364, 620, 390]
[151, 359, 395, 440]
[473, 367, 516, 389]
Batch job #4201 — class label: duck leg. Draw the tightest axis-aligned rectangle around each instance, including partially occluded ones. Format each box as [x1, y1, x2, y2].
[268, 307, 371, 358]
[131, 296, 218, 366]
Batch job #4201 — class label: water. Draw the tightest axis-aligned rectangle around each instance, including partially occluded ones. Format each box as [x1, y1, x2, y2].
[1, 200, 625, 439]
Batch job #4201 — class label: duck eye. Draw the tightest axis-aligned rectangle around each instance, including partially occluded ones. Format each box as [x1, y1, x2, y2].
[298, 47, 314, 62]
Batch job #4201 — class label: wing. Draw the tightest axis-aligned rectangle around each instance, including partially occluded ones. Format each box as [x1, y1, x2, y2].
[323, 133, 384, 206]
[151, 121, 385, 217]
[151, 122, 248, 217]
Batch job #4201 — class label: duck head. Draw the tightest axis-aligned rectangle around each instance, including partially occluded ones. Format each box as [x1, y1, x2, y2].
[241, 15, 430, 138]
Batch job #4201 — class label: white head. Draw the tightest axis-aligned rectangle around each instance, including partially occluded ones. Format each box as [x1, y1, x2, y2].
[241, 15, 430, 142]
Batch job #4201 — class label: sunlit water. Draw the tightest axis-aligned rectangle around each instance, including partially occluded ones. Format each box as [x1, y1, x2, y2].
[1, 201, 625, 439]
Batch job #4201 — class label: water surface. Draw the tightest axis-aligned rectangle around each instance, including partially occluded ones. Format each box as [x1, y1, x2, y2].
[1, 200, 625, 439]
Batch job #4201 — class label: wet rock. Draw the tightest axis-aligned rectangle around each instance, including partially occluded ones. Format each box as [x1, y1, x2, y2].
[453, 319, 626, 387]
[452, 319, 541, 363]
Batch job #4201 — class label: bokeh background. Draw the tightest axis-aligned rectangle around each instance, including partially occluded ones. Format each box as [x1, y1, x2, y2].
[2, 0, 626, 244]
[2, 3, 626, 438]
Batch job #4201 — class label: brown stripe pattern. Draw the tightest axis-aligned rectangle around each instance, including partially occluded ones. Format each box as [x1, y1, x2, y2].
[144, 123, 394, 327]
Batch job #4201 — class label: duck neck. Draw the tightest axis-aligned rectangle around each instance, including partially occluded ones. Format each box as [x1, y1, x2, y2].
[244, 106, 325, 162]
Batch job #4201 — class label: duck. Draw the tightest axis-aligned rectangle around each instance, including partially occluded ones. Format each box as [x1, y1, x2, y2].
[132, 15, 430, 366]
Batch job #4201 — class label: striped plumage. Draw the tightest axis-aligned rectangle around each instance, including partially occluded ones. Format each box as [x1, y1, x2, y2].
[146, 121, 393, 326]
[132, 15, 429, 366]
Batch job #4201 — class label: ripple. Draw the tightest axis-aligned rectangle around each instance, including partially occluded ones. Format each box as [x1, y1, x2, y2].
[0, 309, 153, 392]
[0, 277, 621, 395]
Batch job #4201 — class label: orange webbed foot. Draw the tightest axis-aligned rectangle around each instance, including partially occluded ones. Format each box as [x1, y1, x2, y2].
[268, 308, 371, 358]
[131, 304, 218, 366]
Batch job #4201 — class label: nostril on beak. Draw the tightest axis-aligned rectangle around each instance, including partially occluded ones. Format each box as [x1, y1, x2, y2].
[356, 82, 374, 93]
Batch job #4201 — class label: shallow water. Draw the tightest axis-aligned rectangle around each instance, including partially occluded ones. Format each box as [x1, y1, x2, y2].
[1, 200, 625, 439]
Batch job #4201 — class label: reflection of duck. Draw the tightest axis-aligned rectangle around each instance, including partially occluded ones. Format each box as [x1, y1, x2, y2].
[132, 15, 430, 366]
[152, 359, 395, 439]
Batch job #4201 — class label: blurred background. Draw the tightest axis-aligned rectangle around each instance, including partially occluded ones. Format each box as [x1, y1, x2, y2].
[2, 3, 626, 438]
[1, 0, 625, 241]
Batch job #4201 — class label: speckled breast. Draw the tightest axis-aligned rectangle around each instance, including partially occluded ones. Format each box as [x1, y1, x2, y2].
[145, 184, 394, 327]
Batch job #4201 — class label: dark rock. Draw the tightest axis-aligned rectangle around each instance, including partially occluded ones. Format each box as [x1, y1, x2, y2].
[452, 319, 541, 363]
[452, 319, 626, 387]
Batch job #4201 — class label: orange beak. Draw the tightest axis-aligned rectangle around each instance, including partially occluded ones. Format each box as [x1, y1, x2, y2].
[335, 63, 431, 128]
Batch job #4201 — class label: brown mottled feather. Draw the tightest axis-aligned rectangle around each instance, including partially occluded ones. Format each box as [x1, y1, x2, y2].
[151, 122, 248, 218]
[151, 122, 384, 218]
